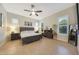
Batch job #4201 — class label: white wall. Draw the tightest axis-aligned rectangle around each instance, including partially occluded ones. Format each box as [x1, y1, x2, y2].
[42, 5, 77, 42]
[7, 12, 41, 33]
[0, 28, 6, 45]
[0, 4, 7, 46]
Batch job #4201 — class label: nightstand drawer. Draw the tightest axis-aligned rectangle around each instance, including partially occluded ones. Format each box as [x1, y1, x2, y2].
[11, 33, 21, 40]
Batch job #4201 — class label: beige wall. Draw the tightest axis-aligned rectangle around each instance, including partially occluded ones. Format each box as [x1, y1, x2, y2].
[7, 12, 40, 33]
[7, 12, 36, 26]
[0, 4, 7, 31]
[42, 5, 77, 42]
[0, 4, 7, 46]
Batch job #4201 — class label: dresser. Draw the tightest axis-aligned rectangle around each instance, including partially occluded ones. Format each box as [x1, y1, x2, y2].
[43, 30, 53, 39]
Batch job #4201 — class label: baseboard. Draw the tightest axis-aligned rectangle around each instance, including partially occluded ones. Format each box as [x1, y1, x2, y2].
[57, 35, 68, 43]
[0, 37, 9, 47]
[0, 41, 5, 47]
[57, 38, 68, 43]
[0, 34, 11, 47]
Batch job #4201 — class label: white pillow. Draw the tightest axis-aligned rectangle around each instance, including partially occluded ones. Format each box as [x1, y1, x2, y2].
[21, 31, 34, 34]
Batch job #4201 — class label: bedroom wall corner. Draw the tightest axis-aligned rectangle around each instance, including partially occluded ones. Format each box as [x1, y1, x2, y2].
[0, 4, 8, 47]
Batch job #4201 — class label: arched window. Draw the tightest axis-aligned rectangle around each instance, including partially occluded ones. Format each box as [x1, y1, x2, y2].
[58, 16, 69, 35]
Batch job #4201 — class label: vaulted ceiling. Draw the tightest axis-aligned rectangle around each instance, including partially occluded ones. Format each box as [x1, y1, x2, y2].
[2, 3, 75, 20]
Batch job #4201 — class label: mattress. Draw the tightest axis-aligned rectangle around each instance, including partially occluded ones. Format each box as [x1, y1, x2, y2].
[21, 31, 41, 38]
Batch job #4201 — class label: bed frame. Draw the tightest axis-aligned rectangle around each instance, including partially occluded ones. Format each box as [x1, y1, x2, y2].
[22, 35, 42, 44]
[20, 27, 42, 44]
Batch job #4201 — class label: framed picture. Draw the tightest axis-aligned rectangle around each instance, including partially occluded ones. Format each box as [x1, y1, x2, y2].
[29, 22, 32, 26]
[24, 21, 32, 26]
[0, 13, 2, 27]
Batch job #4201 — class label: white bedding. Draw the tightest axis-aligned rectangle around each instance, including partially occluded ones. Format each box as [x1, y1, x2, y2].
[21, 31, 41, 38]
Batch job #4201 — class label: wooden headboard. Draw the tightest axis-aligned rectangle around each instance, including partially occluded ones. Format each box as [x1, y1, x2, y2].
[20, 27, 34, 32]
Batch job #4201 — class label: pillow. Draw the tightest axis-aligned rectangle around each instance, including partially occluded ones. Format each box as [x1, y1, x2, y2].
[21, 31, 34, 34]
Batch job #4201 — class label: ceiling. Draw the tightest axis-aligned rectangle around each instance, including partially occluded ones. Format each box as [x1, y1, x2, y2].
[2, 3, 75, 20]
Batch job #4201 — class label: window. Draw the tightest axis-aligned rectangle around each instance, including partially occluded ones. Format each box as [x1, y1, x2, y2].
[58, 16, 69, 35]
[34, 21, 39, 31]
[12, 18, 18, 25]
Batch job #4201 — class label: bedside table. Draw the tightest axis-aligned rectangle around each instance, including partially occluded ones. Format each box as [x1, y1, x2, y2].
[11, 33, 21, 40]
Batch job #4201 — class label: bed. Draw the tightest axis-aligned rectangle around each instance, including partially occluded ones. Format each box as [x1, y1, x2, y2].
[20, 27, 42, 44]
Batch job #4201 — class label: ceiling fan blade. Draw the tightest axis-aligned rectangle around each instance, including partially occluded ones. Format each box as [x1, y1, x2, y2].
[35, 10, 42, 13]
[24, 9, 32, 12]
[29, 13, 32, 16]
[35, 13, 38, 16]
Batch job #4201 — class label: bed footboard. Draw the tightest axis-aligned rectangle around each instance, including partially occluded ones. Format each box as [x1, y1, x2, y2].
[22, 35, 42, 45]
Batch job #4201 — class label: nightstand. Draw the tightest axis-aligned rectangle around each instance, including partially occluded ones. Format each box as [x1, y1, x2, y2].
[11, 33, 21, 40]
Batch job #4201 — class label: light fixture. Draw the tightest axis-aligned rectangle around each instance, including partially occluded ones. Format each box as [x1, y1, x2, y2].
[10, 26, 16, 33]
[24, 4, 42, 16]
[32, 12, 35, 15]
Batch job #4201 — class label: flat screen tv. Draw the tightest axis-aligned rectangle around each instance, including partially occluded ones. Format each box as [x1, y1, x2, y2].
[0, 13, 2, 27]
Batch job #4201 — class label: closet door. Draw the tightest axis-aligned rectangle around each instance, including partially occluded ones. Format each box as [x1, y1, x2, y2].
[77, 31, 79, 54]
[76, 3, 79, 54]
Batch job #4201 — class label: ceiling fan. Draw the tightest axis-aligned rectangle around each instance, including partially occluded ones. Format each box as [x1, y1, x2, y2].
[24, 4, 42, 16]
